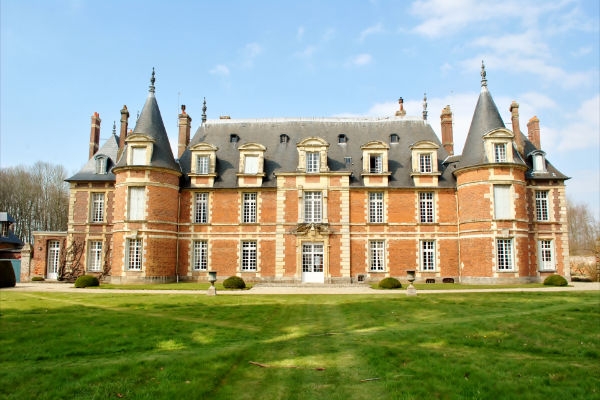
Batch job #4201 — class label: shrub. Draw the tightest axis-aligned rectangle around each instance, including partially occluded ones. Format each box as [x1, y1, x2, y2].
[378, 277, 402, 289]
[223, 276, 246, 289]
[31, 276, 45, 281]
[0, 260, 16, 288]
[74, 275, 100, 288]
[543, 274, 568, 287]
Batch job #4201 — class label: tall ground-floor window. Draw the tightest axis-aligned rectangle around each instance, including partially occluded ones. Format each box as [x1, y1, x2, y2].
[496, 239, 514, 271]
[538, 240, 555, 271]
[420, 240, 436, 271]
[47, 240, 60, 277]
[127, 238, 142, 271]
[241, 241, 257, 271]
[192, 240, 208, 271]
[369, 241, 385, 271]
[88, 241, 103, 272]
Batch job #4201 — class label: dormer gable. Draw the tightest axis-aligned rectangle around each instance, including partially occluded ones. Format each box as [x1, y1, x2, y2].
[189, 142, 218, 187]
[483, 128, 514, 164]
[94, 154, 109, 174]
[528, 149, 547, 174]
[410, 140, 441, 186]
[297, 137, 329, 173]
[125, 134, 155, 166]
[237, 142, 266, 187]
[361, 140, 390, 187]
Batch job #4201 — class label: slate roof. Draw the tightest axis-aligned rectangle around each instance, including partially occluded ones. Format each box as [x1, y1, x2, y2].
[66, 134, 120, 182]
[179, 116, 454, 188]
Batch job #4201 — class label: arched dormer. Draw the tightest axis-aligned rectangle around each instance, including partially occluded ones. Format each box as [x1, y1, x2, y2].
[189, 142, 218, 187]
[125, 134, 155, 166]
[410, 140, 441, 187]
[94, 154, 108, 174]
[484, 128, 514, 164]
[361, 140, 390, 187]
[237, 143, 267, 187]
[528, 149, 547, 174]
[297, 137, 329, 173]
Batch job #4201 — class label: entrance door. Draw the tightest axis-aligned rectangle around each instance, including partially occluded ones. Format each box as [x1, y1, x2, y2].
[302, 243, 324, 283]
[47, 240, 60, 280]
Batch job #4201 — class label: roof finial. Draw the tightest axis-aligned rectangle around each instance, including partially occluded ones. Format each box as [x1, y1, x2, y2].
[480, 60, 487, 87]
[149, 67, 156, 93]
[422, 93, 428, 121]
[202, 97, 207, 123]
[112, 121, 117, 136]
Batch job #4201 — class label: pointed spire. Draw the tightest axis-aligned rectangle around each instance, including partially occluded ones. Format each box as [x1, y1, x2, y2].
[112, 121, 117, 136]
[480, 60, 487, 88]
[422, 93, 428, 121]
[202, 97, 207, 123]
[149, 67, 156, 93]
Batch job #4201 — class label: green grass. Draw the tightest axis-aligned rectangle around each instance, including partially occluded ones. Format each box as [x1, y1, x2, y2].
[1, 291, 598, 400]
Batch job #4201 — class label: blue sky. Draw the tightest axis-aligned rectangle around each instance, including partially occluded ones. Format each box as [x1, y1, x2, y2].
[1, 0, 598, 218]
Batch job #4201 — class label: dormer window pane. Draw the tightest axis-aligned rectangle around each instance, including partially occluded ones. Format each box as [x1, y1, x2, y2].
[280, 134, 289, 143]
[390, 134, 399, 143]
[132, 147, 147, 165]
[306, 152, 319, 173]
[244, 156, 258, 174]
[533, 154, 545, 172]
[419, 154, 432, 173]
[338, 134, 347, 144]
[196, 155, 209, 174]
[494, 143, 507, 162]
[369, 154, 382, 173]
[95, 157, 107, 174]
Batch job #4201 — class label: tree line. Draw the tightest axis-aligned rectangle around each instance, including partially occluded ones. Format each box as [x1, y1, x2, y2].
[0, 162, 69, 243]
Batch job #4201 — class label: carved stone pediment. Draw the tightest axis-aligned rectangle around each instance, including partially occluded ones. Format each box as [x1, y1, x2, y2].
[291, 223, 331, 236]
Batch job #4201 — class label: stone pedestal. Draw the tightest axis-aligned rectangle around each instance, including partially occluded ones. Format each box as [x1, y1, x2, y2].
[206, 285, 216, 296]
[406, 283, 417, 296]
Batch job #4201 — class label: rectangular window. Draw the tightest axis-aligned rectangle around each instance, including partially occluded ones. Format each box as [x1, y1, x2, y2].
[196, 155, 209, 174]
[47, 240, 60, 276]
[91, 193, 105, 223]
[369, 192, 384, 223]
[494, 143, 507, 162]
[88, 241, 103, 272]
[370, 154, 383, 173]
[242, 192, 257, 223]
[535, 190, 549, 221]
[194, 193, 208, 224]
[192, 240, 208, 271]
[419, 153, 432, 173]
[241, 241, 257, 271]
[127, 238, 142, 271]
[496, 239, 514, 271]
[369, 241, 385, 271]
[302, 243, 324, 273]
[419, 192, 434, 223]
[539, 240, 554, 271]
[304, 191, 322, 223]
[494, 185, 511, 219]
[244, 156, 259, 174]
[131, 147, 147, 165]
[128, 187, 145, 220]
[306, 152, 319, 173]
[420, 240, 436, 271]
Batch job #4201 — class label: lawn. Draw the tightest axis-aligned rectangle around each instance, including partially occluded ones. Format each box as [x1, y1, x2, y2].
[1, 291, 598, 400]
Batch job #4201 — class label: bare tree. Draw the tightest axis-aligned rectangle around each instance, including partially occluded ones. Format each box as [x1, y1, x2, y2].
[568, 197, 600, 256]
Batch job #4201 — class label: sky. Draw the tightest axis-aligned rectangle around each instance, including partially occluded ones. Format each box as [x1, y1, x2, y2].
[1, 0, 599, 219]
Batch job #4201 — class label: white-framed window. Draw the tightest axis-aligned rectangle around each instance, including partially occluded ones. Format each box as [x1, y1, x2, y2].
[419, 192, 434, 223]
[535, 190, 549, 221]
[496, 238, 514, 271]
[88, 241, 103, 272]
[241, 241, 257, 271]
[494, 143, 507, 162]
[419, 153, 432, 173]
[126, 238, 142, 271]
[194, 193, 208, 224]
[369, 154, 383, 173]
[369, 192, 384, 223]
[242, 192, 257, 223]
[494, 185, 511, 219]
[128, 187, 145, 220]
[369, 240, 385, 271]
[303, 243, 324, 272]
[420, 240, 436, 271]
[91, 193, 105, 223]
[192, 240, 208, 271]
[538, 240, 555, 271]
[131, 147, 147, 165]
[196, 155, 209, 174]
[47, 240, 60, 276]
[95, 156, 107, 174]
[306, 152, 320, 173]
[244, 156, 259, 174]
[304, 191, 322, 223]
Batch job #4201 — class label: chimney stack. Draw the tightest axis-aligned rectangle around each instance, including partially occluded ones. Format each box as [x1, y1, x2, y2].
[440, 105, 454, 156]
[510, 101, 524, 155]
[89, 112, 101, 159]
[178, 104, 192, 158]
[119, 105, 129, 150]
[527, 116, 541, 149]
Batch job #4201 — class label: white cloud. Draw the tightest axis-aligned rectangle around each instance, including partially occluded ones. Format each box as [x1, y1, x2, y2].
[209, 64, 230, 77]
[359, 23, 384, 42]
[347, 53, 373, 67]
[240, 42, 263, 68]
[552, 95, 600, 151]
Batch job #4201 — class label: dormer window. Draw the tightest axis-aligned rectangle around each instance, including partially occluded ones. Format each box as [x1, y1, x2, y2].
[338, 134, 347, 144]
[529, 150, 547, 173]
[494, 143, 507, 162]
[230, 134, 239, 143]
[189, 143, 218, 187]
[390, 134, 399, 143]
[369, 154, 383, 173]
[297, 137, 329, 173]
[125, 134, 154, 166]
[484, 129, 514, 164]
[419, 153, 432, 173]
[306, 152, 320, 173]
[95, 155, 107, 174]
[237, 143, 266, 186]
[410, 141, 440, 187]
[196, 155, 209, 174]
[280, 134, 289, 144]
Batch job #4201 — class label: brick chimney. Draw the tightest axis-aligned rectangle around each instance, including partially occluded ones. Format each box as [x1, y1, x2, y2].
[89, 112, 101, 159]
[440, 105, 454, 156]
[119, 105, 129, 150]
[510, 101, 524, 155]
[178, 105, 192, 158]
[527, 116, 541, 149]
